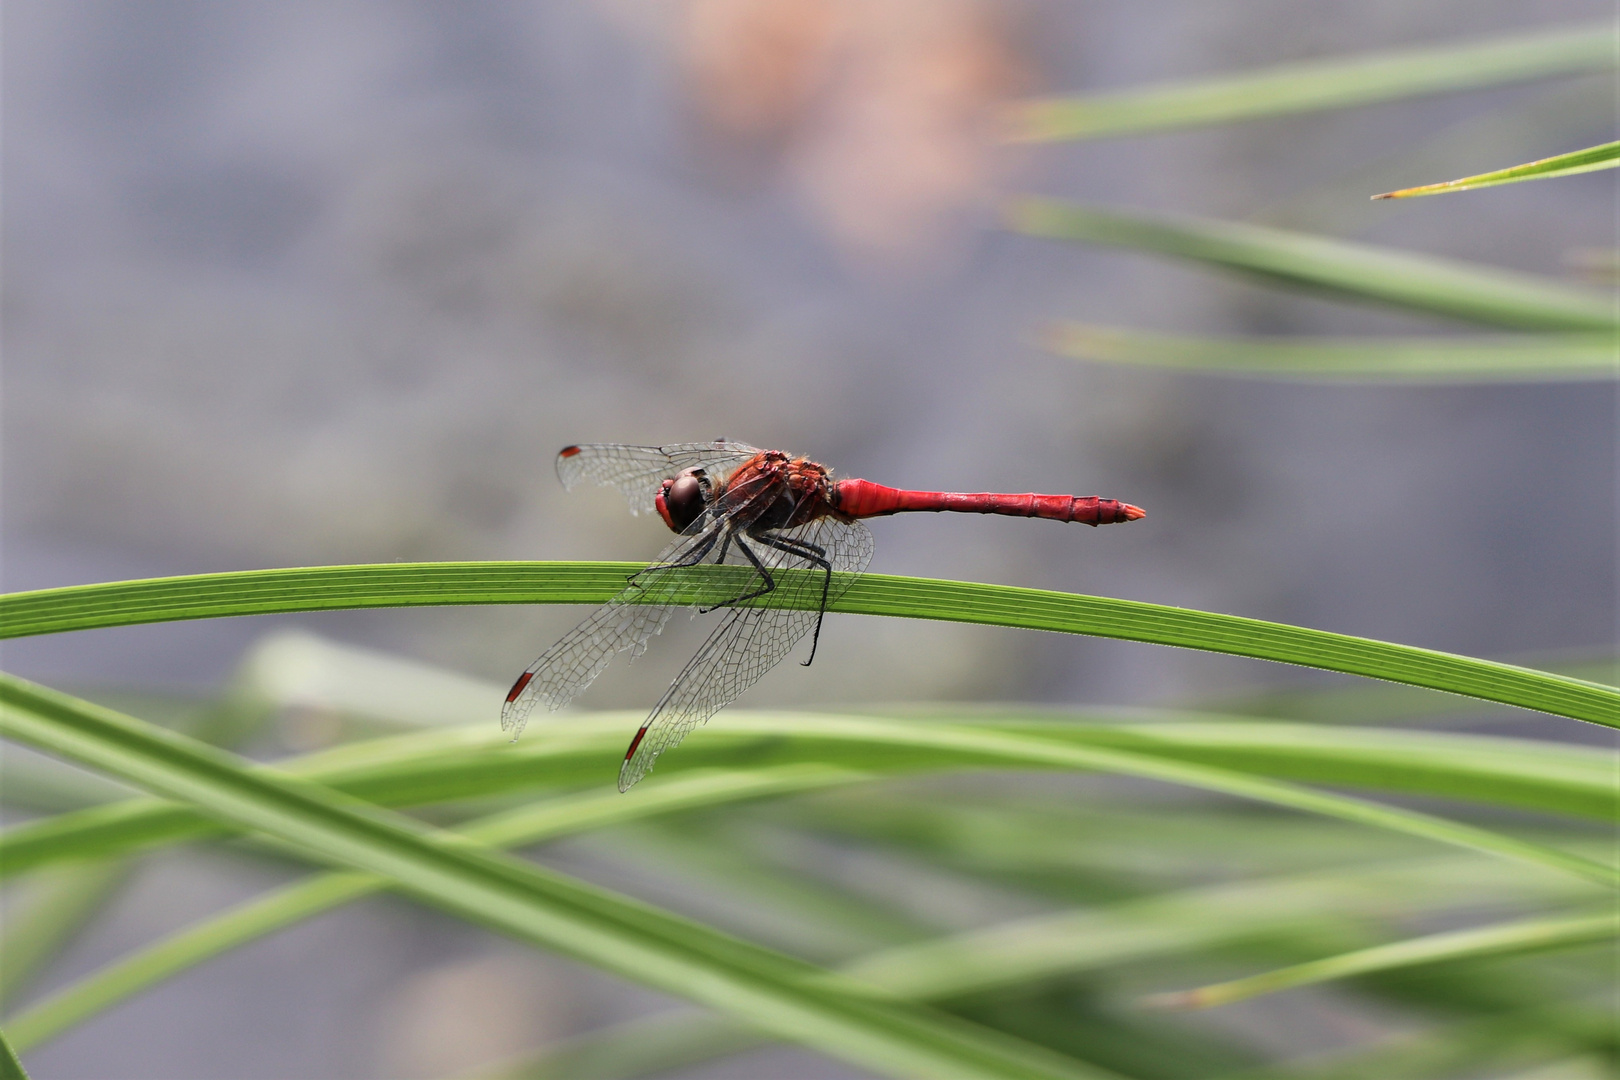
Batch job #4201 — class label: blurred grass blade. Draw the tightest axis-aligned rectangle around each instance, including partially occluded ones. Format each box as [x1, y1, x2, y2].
[0, 1031, 27, 1080]
[6, 713, 1614, 881]
[1010, 22, 1616, 142]
[2, 563, 1615, 727]
[469, 857, 1600, 1080]
[0, 675, 1116, 1080]
[844, 859, 1597, 1001]
[1374, 139, 1620, 199]
[1153, 909, 1618, 1009]
[1043, 323, 1619, 382]
[0, 861, 130, 1011]
[3, 767, 863, 1053]
[1007, 199, 1619, 330]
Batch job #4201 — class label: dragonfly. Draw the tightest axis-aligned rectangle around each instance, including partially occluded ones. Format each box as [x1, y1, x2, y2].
[503, 441, 1145, 791]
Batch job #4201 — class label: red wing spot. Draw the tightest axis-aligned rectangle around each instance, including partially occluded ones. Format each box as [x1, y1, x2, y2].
[559, 445, 582, 458]
[624, 726, 649, 761]
[505, 671, 535, 703]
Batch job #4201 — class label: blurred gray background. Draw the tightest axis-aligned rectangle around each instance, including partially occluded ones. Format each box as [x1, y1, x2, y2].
[3, 2, 1614, 1077]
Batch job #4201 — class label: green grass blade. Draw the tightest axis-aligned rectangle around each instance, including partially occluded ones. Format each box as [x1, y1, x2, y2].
[470, 856, 1600, 1080]
[1153, 909, 1618, 1009]
[1374, 139, 1620, 199]
[1, 564, 1614, 727]
[2, 767, 862, 1053]
[5, 711, 1612, 876]
[0, 1031, 27, 1080]
[1010, 23, 1616, 142]
[7, 712, 1613, 887]
[1007, 199, 1619, 331]
[1003, 720, 1618, 821]
[0, 676, 1116, 1080]
[1043, 323, 1619, 382]
[846, 859, 1597, 1002]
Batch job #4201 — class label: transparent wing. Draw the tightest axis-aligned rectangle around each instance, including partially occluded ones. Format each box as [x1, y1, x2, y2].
[501, 514, 732, 737]
[556, 442, 762, 516]
[618, 514, 875, 791]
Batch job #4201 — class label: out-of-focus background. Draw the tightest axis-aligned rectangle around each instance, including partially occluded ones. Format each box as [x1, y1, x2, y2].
[2, 2, 1614, 1077]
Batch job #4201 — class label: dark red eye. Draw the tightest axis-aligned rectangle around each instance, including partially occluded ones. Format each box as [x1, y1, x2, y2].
[657, 473, 706, 532]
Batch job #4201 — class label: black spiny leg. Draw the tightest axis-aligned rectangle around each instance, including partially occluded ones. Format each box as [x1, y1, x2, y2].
[754, 531, 832, 666]
[698, 531, 777, 613]
[628, 523, 722, 589]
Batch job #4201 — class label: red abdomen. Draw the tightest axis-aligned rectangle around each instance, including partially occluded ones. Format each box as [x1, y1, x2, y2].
[833, 479, 1143, 526]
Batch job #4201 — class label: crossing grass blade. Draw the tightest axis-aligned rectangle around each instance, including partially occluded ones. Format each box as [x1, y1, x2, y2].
[1, 564, 1615, 728]
[1008, 22, 1616, 142]
[5, 712, 1613, 886]
[1, 767, 866, 1053]
[1006, 199, 1619, 331]
[1042, 323, 1620, 382]
[452, 856, 1605, 1080]
[1373, 139, 1620, 199]
[1150, 909, 1618, 1009]
[0, 675, 1120, 1080]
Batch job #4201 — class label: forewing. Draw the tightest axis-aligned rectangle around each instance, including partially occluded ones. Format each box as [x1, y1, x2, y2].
[556, 442, 761, 516]
[618, 515, 874, 790]
[502, 516, 732, 737]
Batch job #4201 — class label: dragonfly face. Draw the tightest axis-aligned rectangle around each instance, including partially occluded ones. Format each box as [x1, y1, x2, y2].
[654, 468, 710, 532]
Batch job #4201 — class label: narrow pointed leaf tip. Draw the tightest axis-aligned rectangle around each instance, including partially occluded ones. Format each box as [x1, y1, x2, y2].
[1374, 140, 1620, 199]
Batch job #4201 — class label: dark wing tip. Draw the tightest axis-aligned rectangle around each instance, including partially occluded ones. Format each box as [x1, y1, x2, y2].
[559, 445, 582, 458]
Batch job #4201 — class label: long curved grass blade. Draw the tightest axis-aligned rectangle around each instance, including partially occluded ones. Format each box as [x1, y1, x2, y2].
[1007, 199, 1619, 331]
[0, 676, 1116, 1080]
[1009, 23, 1616, 142]
[2, 767, 863, 1053]
[6, 712, 1613, 887]
[1151, 909, 1618, 1009]
[1374, 140, 1620, 199]
[1043, 323, 1619, 382]
[1, 564, 1614, 727]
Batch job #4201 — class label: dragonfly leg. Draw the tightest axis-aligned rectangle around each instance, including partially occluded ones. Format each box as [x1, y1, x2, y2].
[698, 531, 777, 612]
[753, 532, 832, 666]
[628, 525, 723, 588]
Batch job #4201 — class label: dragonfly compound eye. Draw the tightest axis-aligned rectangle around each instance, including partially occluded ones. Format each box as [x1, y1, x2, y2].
[656, 473, 706, 532]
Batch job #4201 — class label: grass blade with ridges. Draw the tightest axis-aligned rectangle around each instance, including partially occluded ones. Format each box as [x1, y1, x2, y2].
[1, 564, 1615, 727]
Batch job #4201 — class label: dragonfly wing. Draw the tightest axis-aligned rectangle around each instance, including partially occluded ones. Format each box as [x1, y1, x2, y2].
[502, 515, 733, 737]
[556, 442, 761, 516]
[618, 515, 874, 790]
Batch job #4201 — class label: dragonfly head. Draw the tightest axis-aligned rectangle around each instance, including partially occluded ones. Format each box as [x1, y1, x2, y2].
[655, 469, 708, 533]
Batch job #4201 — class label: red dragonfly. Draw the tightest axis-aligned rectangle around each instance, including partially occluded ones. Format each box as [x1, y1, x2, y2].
[504, 442, 1144, 791]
